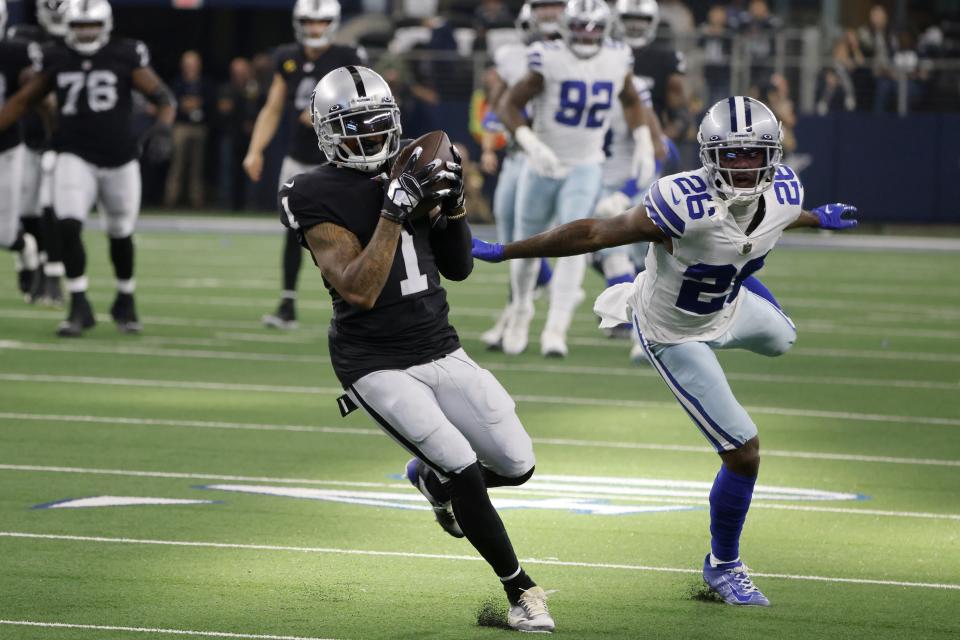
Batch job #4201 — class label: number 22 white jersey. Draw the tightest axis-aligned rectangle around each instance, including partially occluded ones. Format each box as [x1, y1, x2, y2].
[527, 39, 633, 170]
[633, 165, 805, 344]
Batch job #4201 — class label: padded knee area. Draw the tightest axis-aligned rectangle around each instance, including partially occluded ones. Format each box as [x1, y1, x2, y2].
[482, 464, 535, 488]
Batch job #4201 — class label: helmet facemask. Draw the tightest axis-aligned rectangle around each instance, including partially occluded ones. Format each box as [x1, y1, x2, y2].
[562, 17, 609, 58]
[295, 17, 335, 49]
[620, 14, 657, 48]
[38, 0, 69, 38]
[315, 102, 402, 173]
[700, 140, 782, 204]
[530, 1, 565, 39]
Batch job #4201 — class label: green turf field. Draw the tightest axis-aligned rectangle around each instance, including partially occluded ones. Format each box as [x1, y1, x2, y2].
[0, 227, 958, 640]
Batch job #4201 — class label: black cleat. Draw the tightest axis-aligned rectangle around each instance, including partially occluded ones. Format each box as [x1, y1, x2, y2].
[110, 292, 142, 334]
[57, 294, 96, 337]
[261, 298, 298, 330]
[18, 269, 40, 302]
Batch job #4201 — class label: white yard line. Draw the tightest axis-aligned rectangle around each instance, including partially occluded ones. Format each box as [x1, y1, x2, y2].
[0, 621, 338, 640]
[1, 532, 957, 591]
[2, 339, 957, 389]
[0, 464, 957, 521]
[2, 372, 958, 427]
[2, 412, 958, 469]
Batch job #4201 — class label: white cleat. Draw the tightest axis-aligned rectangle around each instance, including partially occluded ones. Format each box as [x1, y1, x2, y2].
[481, 305, 512, 350]
[502, 303, 533, 355]
[508, 586, 555, 633]
[540, 327, 568, 358]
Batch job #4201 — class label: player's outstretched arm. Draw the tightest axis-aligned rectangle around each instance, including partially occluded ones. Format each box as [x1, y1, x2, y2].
[0, 72, 51, 132]
[244, 73, 287, 182]
[787, 203, 859, 230]
[473, 205, 668, 262]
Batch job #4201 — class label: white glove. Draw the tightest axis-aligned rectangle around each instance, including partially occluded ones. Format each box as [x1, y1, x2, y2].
[515, 126, 565, 179]
[594, 191, 632, 219]
[631, 125, 656, 188]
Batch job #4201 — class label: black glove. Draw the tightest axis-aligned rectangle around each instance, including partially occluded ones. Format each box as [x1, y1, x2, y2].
[143, 122, 173, 164]
[381, 146, 440, 224]
[426, 145, 465, 216]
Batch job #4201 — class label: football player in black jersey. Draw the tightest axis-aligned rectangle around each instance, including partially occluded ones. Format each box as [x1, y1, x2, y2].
[0, 0, 176, 337]
[8, 1, 69, 306]
[242, 0, 364, 331]
[279, 66, 555, 633]
[615, 0, 690, 147]
[0, 0, 41, 297]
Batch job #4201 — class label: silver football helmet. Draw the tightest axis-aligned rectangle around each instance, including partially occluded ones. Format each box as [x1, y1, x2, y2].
[615, 0, 659, 48]
[37, 0, 69, 38]
[293, 0, 340, 49]
[63, 0, 113, 55]
[0, 1, 7, 41]
[559, 0, 612, 59]
[311, 65, 402, 173]
[529, 0, 566, 39]
[516, 3, 535, 44]
[698, 96, 783, 204]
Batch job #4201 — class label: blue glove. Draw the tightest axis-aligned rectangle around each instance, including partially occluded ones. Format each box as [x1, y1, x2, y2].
[812, 203, 858, 230]
[472, 238, 505, 263]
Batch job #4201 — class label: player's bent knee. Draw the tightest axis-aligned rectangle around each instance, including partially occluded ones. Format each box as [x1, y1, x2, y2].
[759, 325, 796, 358]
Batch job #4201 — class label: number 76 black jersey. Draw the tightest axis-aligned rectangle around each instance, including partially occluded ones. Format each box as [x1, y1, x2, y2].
[34, 37, 150, 167]
[279, 164, 461, 387]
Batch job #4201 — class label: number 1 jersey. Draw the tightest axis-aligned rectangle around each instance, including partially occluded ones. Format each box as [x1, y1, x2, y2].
[278, 164, 461, 387]
[526, 39, 632, 170]
[35, 38, 150, 167]
[636, 166, 804, 344]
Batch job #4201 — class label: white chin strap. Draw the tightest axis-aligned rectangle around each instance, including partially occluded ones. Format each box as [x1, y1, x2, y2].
[571, 43, 601, 57]
[71, 40, 105, 55]
[303, 35, 330, 48]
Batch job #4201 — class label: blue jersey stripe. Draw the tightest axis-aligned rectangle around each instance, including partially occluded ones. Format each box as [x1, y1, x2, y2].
[645, 202, 680, 239]
[650, 182, 686, 235]
[728, 96, 737, 132]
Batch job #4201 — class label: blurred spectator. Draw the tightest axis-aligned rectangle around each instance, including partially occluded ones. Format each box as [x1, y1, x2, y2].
[739, 0, 779, 88]
[217, 57, 262, 211]
[892, 31, 931, 111]
[473, 0, 513, 50]
[165, 50, 210, 209]
[699, 4, 732, 108]
[815, 34, 863, 115]
[753, 73, 797, 159]
[658, 0, 695, 46]
[858, 4, 898, 112]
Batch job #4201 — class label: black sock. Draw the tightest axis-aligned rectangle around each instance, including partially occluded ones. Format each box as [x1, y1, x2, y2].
[447, 463, 522, 582]
[42, 207, 63, 264]
[282, 228, 302, 293]
[21, 217, 42, 255]
[59, 219, 86, 279]
[501, 568, 537, 606]
[109, 236, 135, 281]
[481, 465, 535, 489]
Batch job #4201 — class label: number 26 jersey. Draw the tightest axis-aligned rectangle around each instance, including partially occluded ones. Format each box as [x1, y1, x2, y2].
[35, 38, 150, 167]
[526, 39, 632, 170]
[636, 165, 805, 344]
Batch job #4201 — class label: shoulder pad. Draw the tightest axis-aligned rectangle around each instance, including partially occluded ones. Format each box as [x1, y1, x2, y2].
[644, 171, 719, 238]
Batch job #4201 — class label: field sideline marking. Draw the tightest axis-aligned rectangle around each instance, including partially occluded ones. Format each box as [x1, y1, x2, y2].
[3, 372, 959, 428]
[2, 339, 957, 391]
[1, 532, 958, 591]
[0, 620, 337, 640]
[1, 464, 958, 521]
[2, 412, 958, 469]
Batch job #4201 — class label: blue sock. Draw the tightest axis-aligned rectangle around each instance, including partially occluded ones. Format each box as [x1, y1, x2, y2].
[606, 273, 634, 287]
[709, 465, 757, 563]
[535, 258, 553, 287]
[742, 276, 780, 309]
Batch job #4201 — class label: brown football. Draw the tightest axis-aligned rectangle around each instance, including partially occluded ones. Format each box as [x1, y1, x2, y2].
[389, 130, 454, 221]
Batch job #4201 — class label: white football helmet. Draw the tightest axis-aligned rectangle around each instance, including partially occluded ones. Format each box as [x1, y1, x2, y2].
[698, 96, 783, 204]
[516, 3, 535, 44]
[0, 0, 7, 41]
[63, 0, 113, 55]
[293, 0, 340, 49]
[559, 0, 612, 59]
[529, 0, 565, 39]
[615, 0, 659, 48]
[37, 0, 69, 38]
[311, 65, 402, 173]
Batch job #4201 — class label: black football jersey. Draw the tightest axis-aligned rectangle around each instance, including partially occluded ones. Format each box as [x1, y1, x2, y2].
[278, 164, 461, 387]
[633, 45, 686, 116]
[273, 43, 363, 165]
[6, 26, 56, 150]
[36, 37, 150, 167]
[0, 41, 31, 153]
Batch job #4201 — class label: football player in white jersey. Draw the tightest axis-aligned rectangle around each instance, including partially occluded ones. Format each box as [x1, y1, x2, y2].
[472, 96, 859, 606]
[500, 0, 650, 357]
[478, 1, 559, 350]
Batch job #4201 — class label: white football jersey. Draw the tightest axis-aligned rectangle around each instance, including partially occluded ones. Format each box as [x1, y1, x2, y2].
[494, 42, 529, 88]
[527, 39, 633, 169]
[633, 165, 805, 344]
[602, 75, 653, 190]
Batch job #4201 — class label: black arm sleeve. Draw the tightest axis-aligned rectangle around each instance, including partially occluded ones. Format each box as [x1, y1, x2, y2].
[429, 217, 473, 282]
